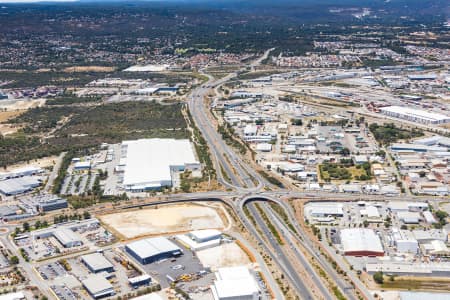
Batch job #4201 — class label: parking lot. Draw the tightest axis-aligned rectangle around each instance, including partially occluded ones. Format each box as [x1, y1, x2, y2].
[123, 240, 214, 288]
[38, 262, 67, 280]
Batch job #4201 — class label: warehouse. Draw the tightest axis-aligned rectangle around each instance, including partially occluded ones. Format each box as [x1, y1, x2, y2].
[27, 195, 68, 212]
[360, 205, 381, 221]
[366, 262, 450, 277]
[392, 228, 418, 254]
[0, 205, 21, 220]
[422, 240, 450, 256]
[176, 230, 222, 251]
[397, 211, 421, 224]
[53, 228, 82, 248]
[125, 237, 182, 264]
[128, 274, 152, 288]
[82, 253, 114, 273]
[255, 143, 272, 152]
[0, 166, 43, 180]
[131, 294, 163, 300]
[340, 228, 384, 256]
[304, 202, 344, 218]
[379, 106, 450, 125]
[423, 211, 437, 224]
[0, 177, 41, 196]
[74, 161, 91, 171]
[189, 230, 222, 243]
[121, 139, 200, 191]
[82, 274, 115, 299]
[412, 229, 448, 243]
[0, 291, 25, 300]
[211, 266, 260, 300]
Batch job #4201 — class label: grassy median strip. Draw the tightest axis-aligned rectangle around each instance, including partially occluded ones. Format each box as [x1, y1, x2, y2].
[269, 203, 298, 235]
[255, 203, 284, 245]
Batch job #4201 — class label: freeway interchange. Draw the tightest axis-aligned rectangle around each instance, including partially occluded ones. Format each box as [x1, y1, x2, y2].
[2, 50, 444, 300]
[184, 49, 448, 299]
[186, 49, 375, 299]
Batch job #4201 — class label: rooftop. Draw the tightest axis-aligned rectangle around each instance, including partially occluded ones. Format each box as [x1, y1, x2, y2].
[82, 253, 114, 271]
[341, 228, 383, 254]
[380, 106, 450, 122]
[122, 138, 198, 188]
[126, 237, 181, 259]
[82, 274, 113, 296]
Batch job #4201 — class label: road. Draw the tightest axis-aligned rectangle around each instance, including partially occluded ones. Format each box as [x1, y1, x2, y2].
[44, 152, 66, 192]
[246, 202, 315, 299]
[0, 229, 55, 299]
[5, 49, 447, 300]
[188, 48, 274, 192]
[185, 49, 382, 300]
[264, 204, 336, 300]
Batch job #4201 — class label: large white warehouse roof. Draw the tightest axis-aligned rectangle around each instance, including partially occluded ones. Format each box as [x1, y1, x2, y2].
[126, 237, 181, 260]
[379, 106, 450, 124]
[341, 228, 384, 256]
[212, 266, 260, 300]
[122, 138, 199, 189]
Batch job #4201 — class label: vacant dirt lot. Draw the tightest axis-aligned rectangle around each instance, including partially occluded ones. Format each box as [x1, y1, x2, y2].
[0, 99, 45, 112]
[62, 66, 116, 73]
[196, 242, 250, 271]
[99, 203, 225, 238]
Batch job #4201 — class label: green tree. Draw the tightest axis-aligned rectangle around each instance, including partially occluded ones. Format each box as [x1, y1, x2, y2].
[83, 211, 91, 220]
[373, 271, 384, 284]
[22, 222, 30, 232]
[9, 256, 19, 265]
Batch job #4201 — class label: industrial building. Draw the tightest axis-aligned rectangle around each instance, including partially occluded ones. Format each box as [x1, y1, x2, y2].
[397, 211, 421, 224]
[82, 253, 115, 273]
[125, 237, 182, 264]
[304, 202, 344, 218]
[412, 229, 448, 243]
[74, 161, 91, 171]
[0, 176, 41, 196]
[255, 143, 272, 152]
[422, 240, 450, 256]
[128, 274, 152, 288]
[366, 262, 450, 277]
[27, 194, 68, 212]
[379, 106, 450, 125]
[30, 218, 99, 243]
[211, 266, 261, 300]
[53, 228, 82, 248]
[176, 230, 222, 251]
[391, 228, 418, 254]
[340, 228, 384, 257]
[423, 211, 437, 224]
[0, 291, 25, 300]
[0, 166, 43, 180]
[131, 293, 163, 300]
[0, 205, 22, 220]
[360, 205, 381, 221]
[390, 143, 446, 153]
[120, 139, 200, 191]
[82, 274, 115, 299]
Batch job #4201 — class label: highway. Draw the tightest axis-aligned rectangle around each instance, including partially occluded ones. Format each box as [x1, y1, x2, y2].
[246, 202, 315, 299]
[185, 48, 445, 299]
[4, 49, 446, 300]
[186, 49, 366, 300]
[264, 204, 336, 300]
[187, 48, 274, 191]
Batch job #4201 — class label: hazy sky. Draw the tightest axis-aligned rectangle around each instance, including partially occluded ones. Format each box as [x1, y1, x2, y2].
[0, 0, 78, 2]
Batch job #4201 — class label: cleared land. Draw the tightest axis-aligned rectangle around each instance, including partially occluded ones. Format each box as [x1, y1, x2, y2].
[100, 203, 225, 238]
[196, 242, 250, 271]
[380, 276, 450, 292]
